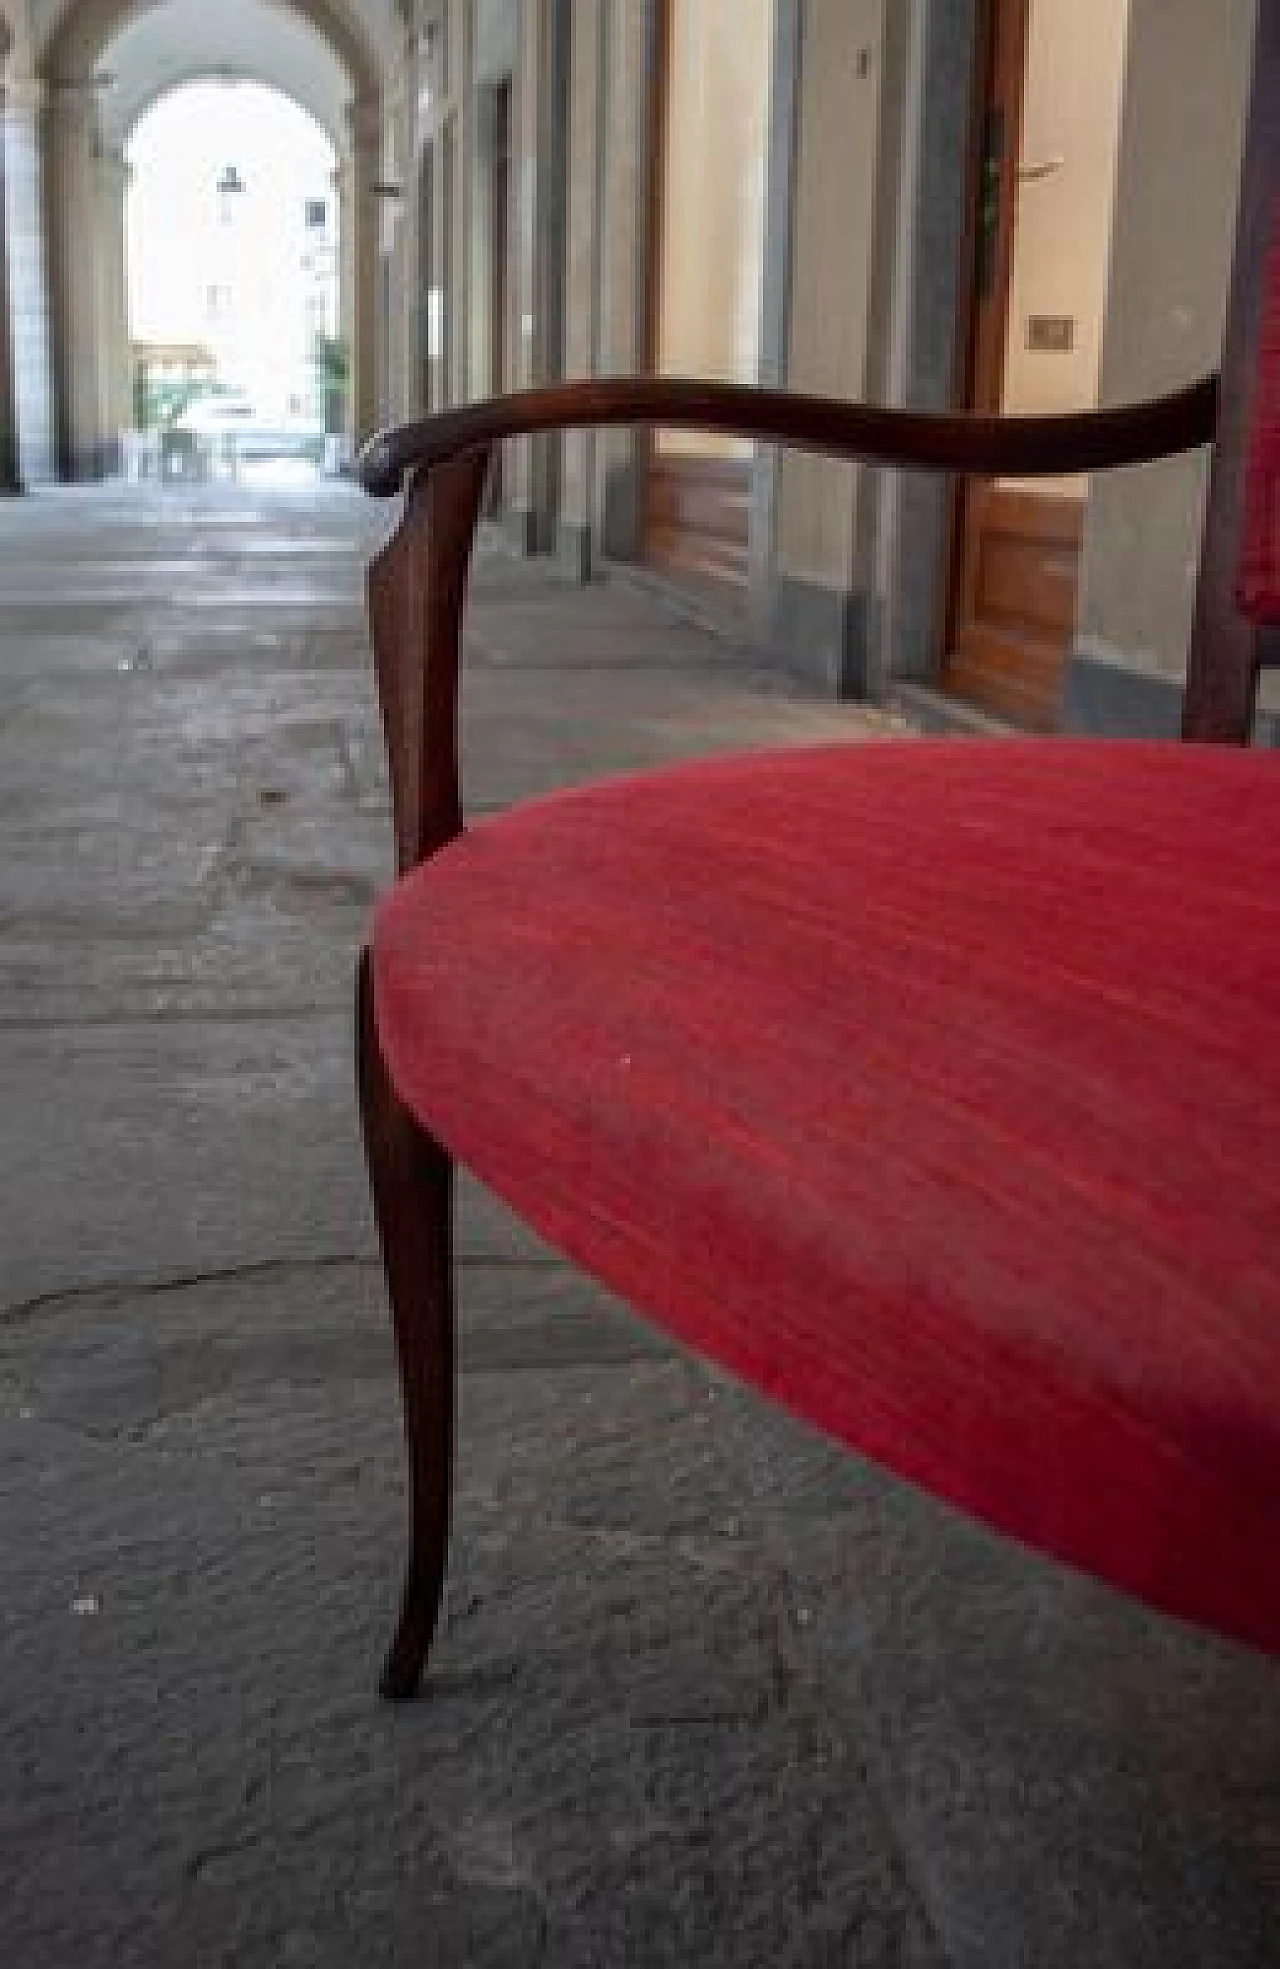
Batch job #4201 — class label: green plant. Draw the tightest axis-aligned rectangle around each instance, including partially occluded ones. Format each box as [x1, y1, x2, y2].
[316, 334, 349, 390]
[317, 334, 349, 435]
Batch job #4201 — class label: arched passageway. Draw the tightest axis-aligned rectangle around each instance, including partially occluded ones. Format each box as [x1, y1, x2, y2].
[35, 0, 385, 479]
[126, 80, 340, 479]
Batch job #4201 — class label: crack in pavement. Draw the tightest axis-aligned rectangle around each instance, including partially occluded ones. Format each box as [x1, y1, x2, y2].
[0, 1251, 567, 1330]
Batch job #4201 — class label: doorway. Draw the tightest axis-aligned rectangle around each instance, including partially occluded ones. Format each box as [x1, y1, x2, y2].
[947, 0, 1129, 728]
[643, 0, 773, 591]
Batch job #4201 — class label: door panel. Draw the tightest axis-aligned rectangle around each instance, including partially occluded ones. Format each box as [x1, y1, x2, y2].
[948, 0, 1128, 728]
[486, 82, 510, 516]
[949, 486, 1084, 727]
[646, 454, 751, 586]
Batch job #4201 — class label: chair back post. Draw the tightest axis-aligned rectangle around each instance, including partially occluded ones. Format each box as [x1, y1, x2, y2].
[366, 449, 491, 872]
[1183, 2, 1279, 743]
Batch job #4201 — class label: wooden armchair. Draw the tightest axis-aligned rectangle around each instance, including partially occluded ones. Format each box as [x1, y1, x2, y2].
[353, 18, 1278, 1703]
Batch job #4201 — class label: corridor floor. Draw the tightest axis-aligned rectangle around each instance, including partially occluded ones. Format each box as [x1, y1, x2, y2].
[0, 477, 1273, 1967]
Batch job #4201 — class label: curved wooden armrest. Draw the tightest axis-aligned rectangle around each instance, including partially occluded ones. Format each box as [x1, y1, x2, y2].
[357, 373, 1219, 499]
[364, 372, 1221, 874]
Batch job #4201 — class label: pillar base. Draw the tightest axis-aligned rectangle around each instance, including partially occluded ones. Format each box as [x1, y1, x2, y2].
[1064, 643, 1278, 746]
[768, 573, 870, 698]
[1063, 646, 1183, 739]
[555, 519, 593, 583]
[64, 439, 122, 484]
[501, 504, 540, 558]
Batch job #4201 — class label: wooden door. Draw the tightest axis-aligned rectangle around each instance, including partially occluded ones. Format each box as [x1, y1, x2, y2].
[642, 0, 772, 592]
[950, 482, 1085, 729]
[947, 0, 1126, 729]
[645, 454, 752, 586]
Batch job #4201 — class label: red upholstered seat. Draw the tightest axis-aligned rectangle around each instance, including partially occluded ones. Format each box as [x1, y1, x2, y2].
[373, 739, 1280, 1655]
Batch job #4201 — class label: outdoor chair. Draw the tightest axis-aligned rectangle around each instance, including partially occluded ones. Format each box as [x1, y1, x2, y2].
[352, 16, 1279, 1703]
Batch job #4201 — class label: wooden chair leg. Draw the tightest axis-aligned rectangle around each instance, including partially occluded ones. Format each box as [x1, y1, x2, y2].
[356, 947, 456, 1700]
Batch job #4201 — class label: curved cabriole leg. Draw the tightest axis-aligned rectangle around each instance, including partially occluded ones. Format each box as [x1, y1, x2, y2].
[356, 947, 456, 1700]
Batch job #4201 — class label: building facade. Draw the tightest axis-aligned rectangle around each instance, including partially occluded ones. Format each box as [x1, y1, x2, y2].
[393, 0, 1262, 734]
[0, 0, 1267, 735]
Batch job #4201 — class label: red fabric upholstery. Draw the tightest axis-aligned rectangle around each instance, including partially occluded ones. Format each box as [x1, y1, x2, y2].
[373, 740, 1280, 1655]
[1238, 199, 1280, 622]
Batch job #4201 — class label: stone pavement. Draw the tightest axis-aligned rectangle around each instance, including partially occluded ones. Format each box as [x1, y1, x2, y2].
[0, 474, 1274, 1967]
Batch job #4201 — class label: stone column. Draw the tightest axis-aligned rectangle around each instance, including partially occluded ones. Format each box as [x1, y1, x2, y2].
[333, 156, 356, 451]
[502, 0, 540, 542]
[869, 0, 979, 694]
[529, 0, 569, 550]
[397, 67, 418, 423]
[747, 0, 803, 636]
[1, 77, 56, 487]
[0, 81, 21, 491]
[347, 95, 383, 442]
[449, 0, 474, 410]
[432, 114, 452, 408]
[591, 0, 654, 559]
[45, 75, 109, 479]
[381, 35, 413, 426]
[769, 0, 909, 695]
[558, 0, 603, 577]
[503, 0, 571, 553]
[96, 142, 130, 476]
[1066, 0, 1258, 734]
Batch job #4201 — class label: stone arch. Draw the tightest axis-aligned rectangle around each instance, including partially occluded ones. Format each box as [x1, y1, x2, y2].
[38, 0, 381, 90]
[118, 68, 344, 160]
[38, 0, 385, 477]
